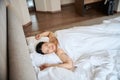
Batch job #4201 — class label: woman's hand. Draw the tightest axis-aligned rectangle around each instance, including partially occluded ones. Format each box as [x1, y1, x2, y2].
[39, 63, 51, 70]
[35, 31, 51, 40]
[35, 34, 41, 40]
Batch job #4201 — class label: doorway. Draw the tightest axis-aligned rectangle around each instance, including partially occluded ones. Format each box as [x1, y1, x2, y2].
[26, 0, 36, 11]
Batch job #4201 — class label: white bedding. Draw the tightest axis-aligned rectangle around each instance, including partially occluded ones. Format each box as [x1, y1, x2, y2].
[28, 17, 120, 80]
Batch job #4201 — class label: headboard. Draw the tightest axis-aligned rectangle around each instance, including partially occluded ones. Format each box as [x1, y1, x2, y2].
[0, 0, 7, 80]
[8, 3, 37, 80]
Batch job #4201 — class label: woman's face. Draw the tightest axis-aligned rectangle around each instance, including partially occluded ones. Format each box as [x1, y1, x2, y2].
[41, 42, 56, 54]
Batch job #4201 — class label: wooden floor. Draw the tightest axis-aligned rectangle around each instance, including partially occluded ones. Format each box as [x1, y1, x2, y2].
[23, 4, 106, 37]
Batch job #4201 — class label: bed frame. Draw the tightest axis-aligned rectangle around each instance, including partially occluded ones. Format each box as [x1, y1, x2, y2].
[0, 0, 37, 80]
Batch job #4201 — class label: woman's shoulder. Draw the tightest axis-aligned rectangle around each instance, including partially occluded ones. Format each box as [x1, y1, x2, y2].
[56, 48, 64, 55]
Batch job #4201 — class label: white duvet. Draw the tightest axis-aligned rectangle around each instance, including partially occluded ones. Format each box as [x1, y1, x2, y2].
[29, 17, 120, 80]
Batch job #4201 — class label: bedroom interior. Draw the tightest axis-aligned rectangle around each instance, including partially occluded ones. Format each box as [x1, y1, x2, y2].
[24, 0, 120, 37]
[0, 0, 120, 80]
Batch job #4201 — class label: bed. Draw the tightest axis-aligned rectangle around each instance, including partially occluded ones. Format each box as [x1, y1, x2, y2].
[26, 17, 120, 80]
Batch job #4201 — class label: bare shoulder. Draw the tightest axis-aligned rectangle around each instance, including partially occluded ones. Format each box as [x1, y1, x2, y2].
[56, 48, 65, 55]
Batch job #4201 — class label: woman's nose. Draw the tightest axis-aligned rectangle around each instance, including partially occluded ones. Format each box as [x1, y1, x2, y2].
[48, 45, 51, 49]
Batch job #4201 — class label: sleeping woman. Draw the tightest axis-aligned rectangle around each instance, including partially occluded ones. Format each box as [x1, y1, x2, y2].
[35, 31, 74, 71]
[35, 25, 120, 71]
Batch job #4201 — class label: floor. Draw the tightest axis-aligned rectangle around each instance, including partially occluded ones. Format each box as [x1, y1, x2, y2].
[23, 4, 106, 37]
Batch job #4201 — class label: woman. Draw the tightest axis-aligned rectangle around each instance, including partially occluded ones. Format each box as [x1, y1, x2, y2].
[35, 31, 74, 71]
[35, 25, 120, 71]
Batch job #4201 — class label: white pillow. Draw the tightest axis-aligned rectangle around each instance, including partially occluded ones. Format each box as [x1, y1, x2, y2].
[26, 36, 62, 68]
[30, 52, 62, 67]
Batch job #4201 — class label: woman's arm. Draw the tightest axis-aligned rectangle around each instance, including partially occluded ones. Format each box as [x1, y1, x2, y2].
[35, 31, 51, 40]
[35, 31, 58, 44]
[40, 49, 74, 71]
[54, 49, 74, 70]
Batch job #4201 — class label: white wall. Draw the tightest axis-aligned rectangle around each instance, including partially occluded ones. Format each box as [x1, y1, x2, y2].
[35, 0, 61, 12]
[47, 0, 61, 12]
[117, 0, 120, 12]
[9, 0, 31, 25]
[60, 0, 74, 5]
[35, 0, 47, 11]
[34, 0, 75, 12]
[115, 0, 120, 12]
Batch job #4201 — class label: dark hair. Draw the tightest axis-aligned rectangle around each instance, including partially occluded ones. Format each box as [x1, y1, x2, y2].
[36, 42, 45, 55]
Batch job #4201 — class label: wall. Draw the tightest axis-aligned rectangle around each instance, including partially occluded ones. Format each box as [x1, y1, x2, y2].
[35, 0, 47, 11]
[9, 0, 31, 25]
[60, 0, 74, 5]
[35, 0, 61, 12]
[0, 0, 7, 80]
[115, 0, 120, 12]
[34, 0, 75, 12]
[117, 0, 120, 12]
[47, 0, 61, 12]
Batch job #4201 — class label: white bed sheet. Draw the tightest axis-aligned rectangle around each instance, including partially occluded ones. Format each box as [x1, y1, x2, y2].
[29, 17, 120, 80]
[55, 18, 120, 62]
[37, 50, 120, 80]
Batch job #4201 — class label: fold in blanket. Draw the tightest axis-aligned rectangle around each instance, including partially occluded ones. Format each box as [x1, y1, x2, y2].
[55, 20, 120, 62]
